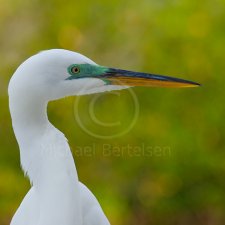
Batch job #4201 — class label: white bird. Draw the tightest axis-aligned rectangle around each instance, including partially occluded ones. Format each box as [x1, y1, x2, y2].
[8, 49, 199, 225]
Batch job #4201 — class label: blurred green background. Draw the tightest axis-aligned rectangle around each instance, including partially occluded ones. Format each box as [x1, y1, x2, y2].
[0, 0, 225, 224]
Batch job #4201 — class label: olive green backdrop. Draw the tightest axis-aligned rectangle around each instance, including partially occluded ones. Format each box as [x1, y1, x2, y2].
[0, 0, 225, 224]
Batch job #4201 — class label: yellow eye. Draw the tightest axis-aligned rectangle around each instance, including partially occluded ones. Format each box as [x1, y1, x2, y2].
[71, 66, 80, 74]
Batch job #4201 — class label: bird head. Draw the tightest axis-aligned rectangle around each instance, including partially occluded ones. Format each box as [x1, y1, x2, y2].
[9, 49, 200, 101]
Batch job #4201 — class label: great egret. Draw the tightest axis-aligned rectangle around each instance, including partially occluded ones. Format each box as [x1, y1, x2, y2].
[8, 49, 199, 225]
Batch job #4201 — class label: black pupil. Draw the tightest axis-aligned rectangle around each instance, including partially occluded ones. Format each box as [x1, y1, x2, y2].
[72, 67, 79, 73]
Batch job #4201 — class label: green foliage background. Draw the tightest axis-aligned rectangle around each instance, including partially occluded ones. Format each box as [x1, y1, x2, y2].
[0, 0, 225, 224]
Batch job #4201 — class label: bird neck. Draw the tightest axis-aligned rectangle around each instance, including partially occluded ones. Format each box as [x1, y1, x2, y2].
[9, 92, 48, 142]
[9, 93, 82, 224]
[10, 95, 83, 224]
[9, 93, 78, 183]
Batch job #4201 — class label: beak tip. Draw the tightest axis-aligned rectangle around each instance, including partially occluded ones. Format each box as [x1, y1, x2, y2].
[192, 82, 201, 87]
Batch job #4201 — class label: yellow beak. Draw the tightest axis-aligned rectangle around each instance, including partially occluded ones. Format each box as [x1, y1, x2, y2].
[102, 68, 200, 88]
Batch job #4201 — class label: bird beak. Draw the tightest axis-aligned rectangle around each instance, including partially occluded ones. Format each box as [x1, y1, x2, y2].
[101, 67, 200, 88]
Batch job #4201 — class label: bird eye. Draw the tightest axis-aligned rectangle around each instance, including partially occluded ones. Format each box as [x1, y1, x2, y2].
[71, 66, 80, 74]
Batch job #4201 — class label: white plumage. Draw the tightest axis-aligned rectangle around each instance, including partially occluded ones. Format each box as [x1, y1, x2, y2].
[9, 49, 199, 225]
[9, 50, 115, 225]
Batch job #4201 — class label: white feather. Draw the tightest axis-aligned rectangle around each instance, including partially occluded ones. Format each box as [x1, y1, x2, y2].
[9, 49, 114, 225]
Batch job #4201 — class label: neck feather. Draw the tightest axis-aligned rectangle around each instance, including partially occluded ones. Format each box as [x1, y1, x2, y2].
[9, 93, 78, 186]
[9, 92, 82, 224]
